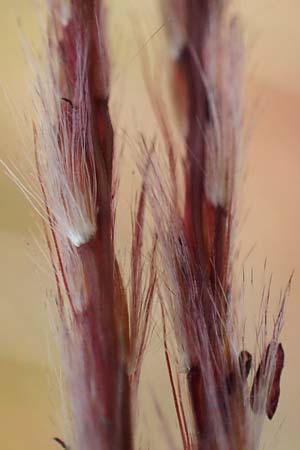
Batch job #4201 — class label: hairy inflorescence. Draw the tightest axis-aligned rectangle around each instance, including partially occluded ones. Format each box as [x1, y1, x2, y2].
[147, 1, 288, 449]
[34, 1, 156, 449]
[19, 0, 289, 449]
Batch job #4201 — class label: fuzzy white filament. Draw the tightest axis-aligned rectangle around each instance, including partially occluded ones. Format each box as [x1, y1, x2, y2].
[34, 41, 98, 247]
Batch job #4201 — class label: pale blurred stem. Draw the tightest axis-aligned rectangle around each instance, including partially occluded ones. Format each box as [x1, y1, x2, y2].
[180, 0, 229, 325]
[167, 1, 233, 445]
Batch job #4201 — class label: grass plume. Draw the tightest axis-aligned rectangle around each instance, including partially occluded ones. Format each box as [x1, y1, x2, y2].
[3, 0, 289, 449]
[33, 1, 156, 449]
[147, 1, 289, 449]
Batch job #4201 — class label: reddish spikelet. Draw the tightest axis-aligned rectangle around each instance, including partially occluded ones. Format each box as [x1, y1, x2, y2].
[33, 1, 156, 449]
[250, 342, 284, 420]
[149, 1, 289, 449]
[35, 2, 131, 449]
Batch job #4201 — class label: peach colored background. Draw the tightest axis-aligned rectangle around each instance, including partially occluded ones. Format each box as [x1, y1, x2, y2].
[0, 0, 300, 449]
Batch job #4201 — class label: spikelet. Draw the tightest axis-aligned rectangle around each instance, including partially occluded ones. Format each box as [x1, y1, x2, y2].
[33, 1, 143, 449]
[34, 0, 110, 249]
[150, 1, 288, 449]
[32, 1, 160, 448]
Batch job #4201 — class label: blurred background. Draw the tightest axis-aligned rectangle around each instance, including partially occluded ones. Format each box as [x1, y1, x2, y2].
[0, 0, 300, 448]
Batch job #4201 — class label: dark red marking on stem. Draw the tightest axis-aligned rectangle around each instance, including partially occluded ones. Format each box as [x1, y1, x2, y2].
[239, 350, 252, 381]
[61, 97, 74, 108]
[187, 365, 208, 441]
[266, 343, 284, 419]
[53, 437, 70, 449]
[250, 343, 284, 419]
